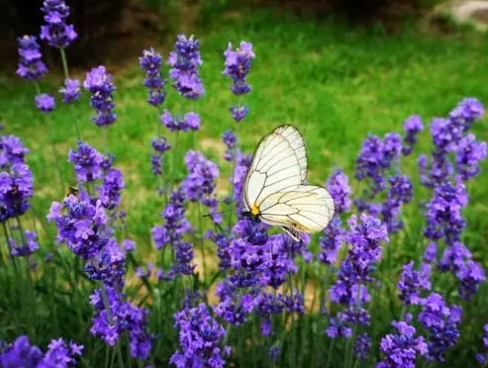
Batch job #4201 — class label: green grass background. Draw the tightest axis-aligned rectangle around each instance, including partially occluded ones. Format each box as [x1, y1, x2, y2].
[1, 5, 488, 365]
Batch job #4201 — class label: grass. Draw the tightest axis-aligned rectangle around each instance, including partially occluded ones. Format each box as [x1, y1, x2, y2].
[1, 5, 488, 366]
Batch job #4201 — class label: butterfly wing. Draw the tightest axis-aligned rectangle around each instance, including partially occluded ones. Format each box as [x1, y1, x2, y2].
[258, 185, 335, 233]
[243, 132, 303, 210]
[272, 125, 307, 182]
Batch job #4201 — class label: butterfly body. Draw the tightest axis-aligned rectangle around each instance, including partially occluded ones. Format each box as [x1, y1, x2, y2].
[242, 125, 335, 241]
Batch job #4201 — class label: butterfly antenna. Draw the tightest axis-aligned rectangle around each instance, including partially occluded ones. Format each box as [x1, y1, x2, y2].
[202, 209, 234, 218]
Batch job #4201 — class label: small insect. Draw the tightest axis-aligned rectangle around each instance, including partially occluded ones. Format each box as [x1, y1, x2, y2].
[241, 125, 335, 242]
[65, 185, 79, 198]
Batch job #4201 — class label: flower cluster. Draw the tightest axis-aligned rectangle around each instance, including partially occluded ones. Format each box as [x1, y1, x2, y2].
[168, 34, 204, 99]
[0, 335, 82, 368]
[139, 48, 167, 107]
[326, 169, 352, 214]
[16, 36, 48, 81]
[355, 133, 402, 196]
[419, 98, 485, 187]
[152, 188, 194, 278]
[381, 174, 413, 233]
[171, 303, 230, 368]
[150, 137, 171, 178]
[68, 141, 104, 183]
[397, 261, 431, 305]
[182, 151, 219, 206]
[90, 286, 153, 360]
[232, 150, 252, 216]
[40, 0, 77, 48]
[222, 129, 237, 161]
[222, 41, 255, 122]
[9, 230, 39, 257]
[83, 66, 117, 127]
[0, 135, 29, 168]
[35, 93, 55, 113]
[161, 110, 200, 132]
[0, 163, 34, 222]
[402, 115, 424, 156]
[377, 315, 427, 368]
[48, 192, 108, 260]
[327, 214, 389, 338]
[59, 78, 81, 104]
[418, 293, 462, 362]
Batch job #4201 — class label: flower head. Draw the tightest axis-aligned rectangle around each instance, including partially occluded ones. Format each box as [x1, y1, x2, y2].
[68, 141, 104, 183]
[402, 115, 424, 155]
[170, 303, 230, 368]
[168, 34, 204, 99]
[0, 163, 34, 222]
[40, 0, 77, 48]
[377, 315, 427, 368]
[59, 78, 81, 103]
[139, 48, 167, 107]
[326, 169, 351, 214]
[35, 93, 55, 113]
[83, 66, 116, 127]
[16, 35, 48, 80]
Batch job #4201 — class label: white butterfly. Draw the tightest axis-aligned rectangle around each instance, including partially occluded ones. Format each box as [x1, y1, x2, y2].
[242, 124, 335, 241]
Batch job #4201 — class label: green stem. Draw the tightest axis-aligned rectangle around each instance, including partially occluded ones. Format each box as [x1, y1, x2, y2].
[325, 337, 335, 368]
[287, 274, 296, 368]
[196, 203, 207, 285]
[59, 47, 70, 80]
[2, 222, 19, 278]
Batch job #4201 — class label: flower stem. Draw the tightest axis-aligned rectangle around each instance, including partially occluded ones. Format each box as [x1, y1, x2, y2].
[59, 47, 70, 80]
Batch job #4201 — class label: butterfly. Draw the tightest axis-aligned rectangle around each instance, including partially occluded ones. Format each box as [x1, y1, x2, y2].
[241, 125, 335, 242]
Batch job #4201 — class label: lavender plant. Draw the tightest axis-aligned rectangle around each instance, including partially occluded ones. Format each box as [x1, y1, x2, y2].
[1, 5, 488, 367]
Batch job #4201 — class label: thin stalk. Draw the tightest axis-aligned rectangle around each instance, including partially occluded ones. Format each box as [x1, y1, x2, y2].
[325, 337, 335, 368]
[156, 107, 168, 205]
[2, 222, 19, 278]
[169, 131, 180, 193]
[196, 203, 207, 285]
[34, 81, 65, 194]
[59, 47, 81, 141]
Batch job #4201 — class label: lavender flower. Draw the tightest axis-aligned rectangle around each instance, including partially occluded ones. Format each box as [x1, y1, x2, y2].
[35, 93, 55, 113]
[40, 0, 77, 48]
[354, 333, 371, 360]
[97, 168, 124, 210]
[418, 293, 462, 362]
[455, 134, 487, 181]
[326, 169, 352, 214]
[0, 135, 29, 168]
[423, 242, 437, 264]
[355, 133, 401, 197]
[170, 303, 230, 368]
[0, 335, 82, 368]
[10, 230, 39, 257]
[402, 115, 424, 155]
[160, 110, 200, 132]
[223, 41, 255, 122]
[83, 66, 116, 127]
[222, 129, 237, 161]
[68, 141, 104, 183]
[83, 238, 126, 288]
[168, 34, 204, 99]
[59, 78, 81, 103]
[327, 214, 388, 337]
[181, 151, 219, 204]
[0, 163, 34, 222]
[47, 192, 108, 260]
[377, 315, 427, 368]
[424, 178, 467, 245]
[90, 286, 153, 360]
[150, 137, 171, 177]
[139, 48, 167, 107]
[381, 174, 413, 233]
[397, 261, 430, 305]
[449, 97, 485, 132]
[16, 36, 48, 81]
[152, 188, 194, 277]
[318, 217, 344, 264]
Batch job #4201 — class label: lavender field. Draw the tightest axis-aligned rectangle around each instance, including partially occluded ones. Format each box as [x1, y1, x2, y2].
[1, 1, 488, 367]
